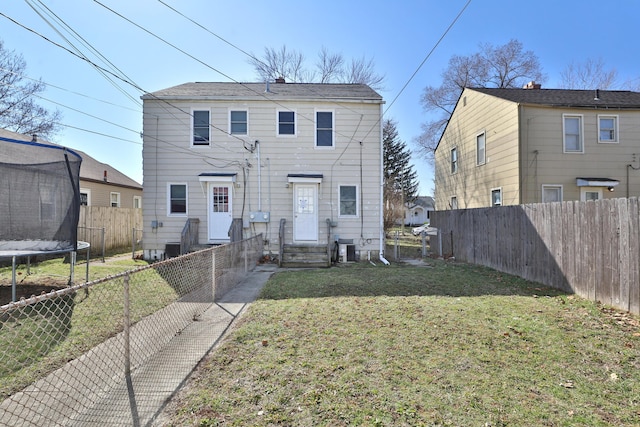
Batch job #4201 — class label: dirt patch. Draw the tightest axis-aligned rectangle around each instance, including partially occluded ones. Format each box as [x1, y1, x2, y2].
[0, 279, 68, 305]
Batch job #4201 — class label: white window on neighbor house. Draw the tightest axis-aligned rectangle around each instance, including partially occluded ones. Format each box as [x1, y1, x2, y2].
[278, 110, 296, 136]
[450, 147, 458, 174]
[542, 185, 563, 203]
[491, 188, 502, 206]
[598, 115, 618, 143]
[168, 183, 187, 215]
[450, 196, 458, 210]
[230, 110, 248, 135]
[133, 195, 142, 209]
[563, 114, 584, 153]
[581, 188, 602, 201]
[110, 192, 121, 207]
[80, 188, 91, 206]
[476, 131, 486, 165]
[192, 110, 210, 145]
[339, 185, 358, 217]
[315, 111, 334, 148]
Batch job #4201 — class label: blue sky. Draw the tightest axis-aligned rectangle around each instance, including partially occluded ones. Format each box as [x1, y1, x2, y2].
[2, 0, 640, 195]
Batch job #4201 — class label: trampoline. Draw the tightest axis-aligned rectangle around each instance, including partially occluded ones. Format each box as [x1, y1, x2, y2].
[0, 136, 89, 303]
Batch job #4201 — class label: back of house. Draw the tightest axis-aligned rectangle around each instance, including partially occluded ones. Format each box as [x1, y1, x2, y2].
[141, 80, 384, 263]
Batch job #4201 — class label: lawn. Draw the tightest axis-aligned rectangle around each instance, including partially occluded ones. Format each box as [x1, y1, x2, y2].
[162, 260, 640, 426]
[0, 254, 176, 399]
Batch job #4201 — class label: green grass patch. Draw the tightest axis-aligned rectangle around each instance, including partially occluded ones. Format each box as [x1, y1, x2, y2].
[0, 254, 178, 398]
[165, 261, 640, 426]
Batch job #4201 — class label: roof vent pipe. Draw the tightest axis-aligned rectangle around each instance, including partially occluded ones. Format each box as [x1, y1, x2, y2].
[594, 89, 600, 100]
[265, 81, 270, 93]
[103, 170, 108, 182]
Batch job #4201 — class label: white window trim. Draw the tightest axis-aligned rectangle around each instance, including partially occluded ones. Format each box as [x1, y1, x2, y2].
[110, 192, 121, 208]
[476, 130, 486, 166]
[80, 187, 91, 206]
[597, 114, 619, 143]
[167, 182, 188, 216]
[315, 109, 335, 149]
[191, 108, 210, 147]
[490, 187, 502, 206]
[277, 109, 297, 137]
[562, 114, 584, 154]
[450, 146, 458, 174]
[580, 187, 602, 201]
[133, 195, 142, 209]
[541, 185, 563, 203]
[229, 109, 248, 136]
[338, 184, 359, 218]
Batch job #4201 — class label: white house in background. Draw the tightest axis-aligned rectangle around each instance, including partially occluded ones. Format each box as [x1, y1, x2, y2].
[403, 196, 435, 226]
[141, 80, 385, 265]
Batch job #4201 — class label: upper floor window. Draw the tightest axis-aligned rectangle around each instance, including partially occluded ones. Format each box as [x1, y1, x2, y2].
[563, 114, 583, 153]
[598, 115, 618, 143]
[110, 192, 121, 208]
[230, 110, 247, 135]
[278, 111, 296, 136]
[193, 110, 210, 145]
[476, 131, 486, 165]
[133, 195, 142, 209]
[168, 183, 187, 215]
[339, 185, 358, 217]
[316, 111, 334, 147]
[491, 188, 502, 206]
[542, 185, 563, 203]
[450, 147, 458, 174]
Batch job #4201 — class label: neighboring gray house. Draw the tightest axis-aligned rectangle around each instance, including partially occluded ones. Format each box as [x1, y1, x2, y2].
[403, 196, 435, 226]
[141, 80, 385, 265]
[0, 128, 142, 208]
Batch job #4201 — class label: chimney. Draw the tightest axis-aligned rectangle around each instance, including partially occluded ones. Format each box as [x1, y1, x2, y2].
[523, 81, 541, 89]
[275, 76, 286, 84]
[103, 170, 108, 182]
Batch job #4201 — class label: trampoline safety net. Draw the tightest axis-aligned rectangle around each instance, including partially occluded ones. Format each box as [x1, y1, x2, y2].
[0, 137, 83, 253]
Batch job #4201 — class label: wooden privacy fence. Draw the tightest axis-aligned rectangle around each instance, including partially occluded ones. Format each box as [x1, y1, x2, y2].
[431, 198, 640, 315]
[77, 206, 143, 254]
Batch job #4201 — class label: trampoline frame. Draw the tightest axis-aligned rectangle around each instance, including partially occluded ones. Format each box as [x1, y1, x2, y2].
[0, 241, 91, 303]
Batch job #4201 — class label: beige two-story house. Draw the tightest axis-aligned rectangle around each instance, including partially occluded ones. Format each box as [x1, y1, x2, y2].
[435, 84, 640, 209]
[141, 80, 385, 264]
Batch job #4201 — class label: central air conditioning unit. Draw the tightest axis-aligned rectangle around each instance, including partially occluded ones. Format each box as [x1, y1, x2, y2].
[337, 238, 355, 263]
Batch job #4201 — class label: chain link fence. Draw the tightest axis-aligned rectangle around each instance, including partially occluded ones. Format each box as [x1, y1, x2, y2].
[0, 235, 264, 426]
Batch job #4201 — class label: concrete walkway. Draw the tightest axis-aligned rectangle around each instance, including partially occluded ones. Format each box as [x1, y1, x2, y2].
[0, 263, 277, 427]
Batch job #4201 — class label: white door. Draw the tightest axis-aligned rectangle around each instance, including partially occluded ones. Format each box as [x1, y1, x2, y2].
[293, 184, 318, 242]
[208, 184, 232, 242]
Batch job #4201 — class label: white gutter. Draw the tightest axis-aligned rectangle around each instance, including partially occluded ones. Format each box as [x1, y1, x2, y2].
[378, 102, 390, 266]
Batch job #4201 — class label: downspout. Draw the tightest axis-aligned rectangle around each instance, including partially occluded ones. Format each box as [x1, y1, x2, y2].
[378, 103, 390, 265]
[255, 140, 261, 211]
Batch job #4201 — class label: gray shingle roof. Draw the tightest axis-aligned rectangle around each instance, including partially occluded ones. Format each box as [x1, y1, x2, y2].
[0, 128, 141, 188]
[469, 87, 640, 109]
[143, 82, 383, 102]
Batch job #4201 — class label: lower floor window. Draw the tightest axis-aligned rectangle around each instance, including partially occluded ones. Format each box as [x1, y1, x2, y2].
[339, 185, 357, 216]
[491, 188, 502, 206]
[169, 184, 187, 214]
[542, 185, 563, 203]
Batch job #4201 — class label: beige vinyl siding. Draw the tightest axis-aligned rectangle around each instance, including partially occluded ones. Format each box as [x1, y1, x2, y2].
[142, 97, 382, 257]
[521, 106, 639, 202]
[435, 89, 520, 209]
[79, 180, 142, 208]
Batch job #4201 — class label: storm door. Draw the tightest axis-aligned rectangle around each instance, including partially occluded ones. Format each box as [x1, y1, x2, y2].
[293, 184, 318, 242]
[208, 184, 232, 242]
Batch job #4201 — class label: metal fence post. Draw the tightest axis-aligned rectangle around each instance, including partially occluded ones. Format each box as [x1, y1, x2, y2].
[124, 273, 130, 376]
[421, 231, 427, 257]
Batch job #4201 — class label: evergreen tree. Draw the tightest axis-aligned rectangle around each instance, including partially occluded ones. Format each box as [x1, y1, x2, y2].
[383, 118, 419, 231]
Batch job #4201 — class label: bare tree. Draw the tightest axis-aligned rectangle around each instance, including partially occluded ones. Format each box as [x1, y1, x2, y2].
[316, 46, 344, 83]
[0, 40, 61, 139]
[249, 45, 384, 90]
[559, 58, 619, 90]
[416, 39, 544, 160]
